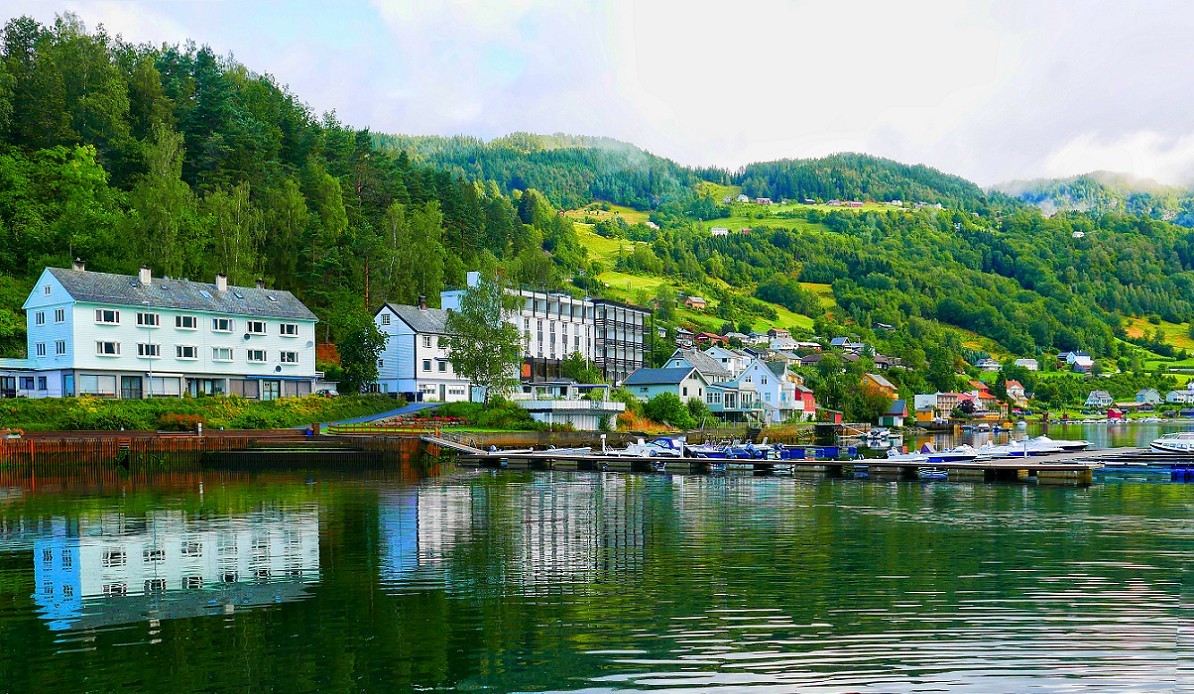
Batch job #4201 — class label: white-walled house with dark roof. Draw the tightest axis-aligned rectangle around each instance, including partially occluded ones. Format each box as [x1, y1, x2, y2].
[374, 300, 471, 402]
[0, 262, 318, 399]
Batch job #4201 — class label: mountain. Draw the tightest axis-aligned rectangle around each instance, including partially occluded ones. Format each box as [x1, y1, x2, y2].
[1, 13, 1193, 398]
[737, 153, 993, 210]
[373, 132, 721, 211]
[992, 171, 1194, 226]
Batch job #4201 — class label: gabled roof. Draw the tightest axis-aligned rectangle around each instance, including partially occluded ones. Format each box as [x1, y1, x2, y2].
[885, 399, 908, 416]
[44, 268, 317, 320]
[382, 303, 450, 334]
[624, 367, 696, 386]
[864, 373, 896, 390]
[671, 349, 731, 379]
[765, 361, 787, 377]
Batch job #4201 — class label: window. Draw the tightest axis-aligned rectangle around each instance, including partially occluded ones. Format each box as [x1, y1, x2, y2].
[96, 341, 120, 356]
[377, 359, 384, 368]
[62, 585, 73, 597]
[247, 349, 266, 363]
[61, 550, 72, 568]
[54, 308, 64, 323]
[35, 343, 45, 357]
[138, 343, 160, 358]
[212, 347, 233, 361]
[20, 377, 34, 390]
[137, 312, 160, 327]
[422, 335, 433, 348]
[762, 377, 768, 385]
[143, 548, 166, 562]
[422, 359, 432, 372]
[176, 345, 198, 360]
[181, 541, 203, 557]
[43, 285, 50, 296]
[175, 315, 198, 329]
[145, 578, 167, 593]
[55, 340, 65, 355]
[437, 361, 447, 373]
[211, 317, 232, 332]
[183, 576, 204, 589]
[380, 313, 390, 325]
[246, 320, 266, 334]
[280, 323, 298, 336]
[34, 311, 44, 325]
[95, 308, 120, 324]
[37, 377, 46, 390]
[280, 351, 298, 364]
[101, 548, 127, 567]
[102, 583, 128, 596]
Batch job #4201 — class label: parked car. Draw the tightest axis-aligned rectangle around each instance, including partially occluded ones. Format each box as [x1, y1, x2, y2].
[316, 388, 339, 397]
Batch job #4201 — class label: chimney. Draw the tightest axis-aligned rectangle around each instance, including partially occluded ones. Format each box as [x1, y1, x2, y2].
[255, 278, 265, 289]
[72, 258, 85, 272]
[138, 266, 152, 286]
[215, 273, 228, 293]
[417, 294, 427, 310]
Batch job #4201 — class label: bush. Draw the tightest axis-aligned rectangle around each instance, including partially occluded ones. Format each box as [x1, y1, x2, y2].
[643, 393, 695, 430]
[157, 413, 204, 431]
[434, 401, 484, 421]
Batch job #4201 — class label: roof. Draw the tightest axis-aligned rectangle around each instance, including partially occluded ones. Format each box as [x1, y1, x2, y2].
[624, 367, 695, 386]
[765, 361, 787, 377]
[672, 349, 731, 378]
[686, 296, 707, 303]
[1005, 380, 1023, 389]
[47, 268, 317, 321]
[384, 303, 450, 334]
[885, 399, 908, 416]
[865, 373, 896, 390]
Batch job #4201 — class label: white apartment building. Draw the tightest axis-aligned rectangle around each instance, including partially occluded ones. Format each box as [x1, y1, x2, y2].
[374, 300, 471, 402]
[0, 262, 318, 399]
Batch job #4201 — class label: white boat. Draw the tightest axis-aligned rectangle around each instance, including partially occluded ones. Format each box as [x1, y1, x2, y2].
[1029, 435, 1090, 452]
[1150, 432, 1194, 454]
[885, 448, 928, 463]
[527, 446, 592, 456]
[867, 428, 891, 440]
[1015, 420, 1028, 429]
[980, 439, 1064, 458]
[920, 443, 979, 463]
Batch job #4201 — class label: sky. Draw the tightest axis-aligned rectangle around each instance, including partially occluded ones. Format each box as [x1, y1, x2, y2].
[7, 0, 1194, 186]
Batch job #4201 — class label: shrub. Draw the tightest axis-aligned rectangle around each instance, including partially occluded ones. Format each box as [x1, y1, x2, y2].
[434, 401, 484, 421]
[643, 393, 695, 430]
[157, 413, 204, 431]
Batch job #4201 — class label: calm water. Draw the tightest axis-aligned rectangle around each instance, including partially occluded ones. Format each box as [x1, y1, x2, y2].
[884, 420, 1194, 453]
[1, 459, 1192, 692]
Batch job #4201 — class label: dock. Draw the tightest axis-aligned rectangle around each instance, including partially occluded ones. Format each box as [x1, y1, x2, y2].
[455, 448, 1119, 484]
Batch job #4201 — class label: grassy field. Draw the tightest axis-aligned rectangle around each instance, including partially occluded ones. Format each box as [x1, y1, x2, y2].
[800, 282, 836, 310]
[574, 224, 642, 265]
[1124, 317, 1194, 350]
[695, 181, 743, 201]
[564, 202, 651, 226]
[0, 394, 399, 432]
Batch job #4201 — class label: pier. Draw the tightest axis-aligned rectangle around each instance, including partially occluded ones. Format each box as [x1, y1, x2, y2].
[455, 448, 1112, 484]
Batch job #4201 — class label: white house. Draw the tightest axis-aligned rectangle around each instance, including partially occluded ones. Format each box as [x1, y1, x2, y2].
[375, 301, 471, 402]
[1, 262, 318, 400]
[623, 366, 709, 404]
[1061, 351, 1095, 372]
[508, 380, 625, 431]
[976, 358, 1002, 372]
[1085, 390, 1114, 409]
[1166, 390, 1194, 404]
[1014, 358, 1039, 371]
[710, 227, 730, 237]
[702, 345, 751, 378]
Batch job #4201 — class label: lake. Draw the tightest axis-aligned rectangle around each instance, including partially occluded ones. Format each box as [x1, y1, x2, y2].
[1, 456, 1191, 691]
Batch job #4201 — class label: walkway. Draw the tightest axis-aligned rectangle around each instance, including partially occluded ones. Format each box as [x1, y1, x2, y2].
[322, 401, 440, 428]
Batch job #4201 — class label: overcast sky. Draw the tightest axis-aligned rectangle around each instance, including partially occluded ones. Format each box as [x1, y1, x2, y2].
[8, 0, 1194, 186]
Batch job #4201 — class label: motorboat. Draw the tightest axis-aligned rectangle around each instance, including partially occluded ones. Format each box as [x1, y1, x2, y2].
[979, 438, 1064, 458]
[919, 443, 979, 463]
[918, 467, 948, 481]
[1150, 431, 1194, 454]
[598, 437, 686, 458]
[527, 446, 592, 456]
[1029, 435, 1090, 452]
[686, 442, 730, 459]
[1015, 420, 1028, 429]
[885, 448, 928, 463]
[867, 428, 891, 441]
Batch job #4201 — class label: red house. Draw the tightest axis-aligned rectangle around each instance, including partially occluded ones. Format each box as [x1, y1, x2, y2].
[695, 332, 727, 347]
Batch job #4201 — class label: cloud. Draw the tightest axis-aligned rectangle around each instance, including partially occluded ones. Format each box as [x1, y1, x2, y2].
[1043, 131, 1194, 186]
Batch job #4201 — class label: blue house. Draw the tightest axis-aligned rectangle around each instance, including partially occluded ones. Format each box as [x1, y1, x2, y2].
[623, 366, 709, 404]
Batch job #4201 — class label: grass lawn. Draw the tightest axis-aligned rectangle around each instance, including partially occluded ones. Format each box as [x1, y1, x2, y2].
[800, 282, 836, 310]
[575, 224, 642, 265]
[595, 270, 668, 302]
[695, 181, 742, 201]
[1124, 317, 1194, 350]
[564, 202, 651, 226]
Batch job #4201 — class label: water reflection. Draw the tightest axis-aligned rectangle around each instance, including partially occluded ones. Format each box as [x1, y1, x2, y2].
[32, 507, 319, 631]
[380, 473, 652, 594]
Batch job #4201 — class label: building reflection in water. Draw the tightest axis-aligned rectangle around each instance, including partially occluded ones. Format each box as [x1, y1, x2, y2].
[32, 507, 320, 631]
[380, 475, 652, 593]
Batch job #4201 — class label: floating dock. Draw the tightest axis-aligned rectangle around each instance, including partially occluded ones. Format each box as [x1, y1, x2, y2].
[453, 448, 1126, 484]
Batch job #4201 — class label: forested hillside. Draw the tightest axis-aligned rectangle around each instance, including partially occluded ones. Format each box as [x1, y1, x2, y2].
[0, 14, 592, 356]
[738, 154, 993, 210]
[993, 172, 1194, 227]
[3, 13, 1194, 387]
[373, 132, 721, 211]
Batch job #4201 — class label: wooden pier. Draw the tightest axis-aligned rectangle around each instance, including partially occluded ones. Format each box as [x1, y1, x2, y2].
[455, 449, 1121, 484]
